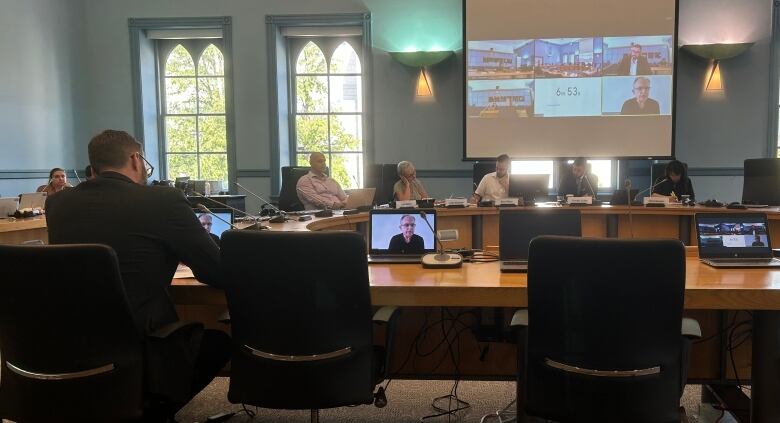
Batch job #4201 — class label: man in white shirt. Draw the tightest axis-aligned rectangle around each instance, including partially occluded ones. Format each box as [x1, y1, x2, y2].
[296, 152, 348, 210]
[617, 43, 651, 76]
[473, 154, 510, 203]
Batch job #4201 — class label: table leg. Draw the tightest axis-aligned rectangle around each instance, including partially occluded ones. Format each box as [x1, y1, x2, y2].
[472, 214, 483, 250]
[751, 310, 780, 422]
[679, 216, 692, 245]
[606, 215, 618, 238]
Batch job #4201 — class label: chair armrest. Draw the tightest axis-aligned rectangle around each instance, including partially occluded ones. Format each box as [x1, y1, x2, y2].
[681, 317, 701, 339]
[217, 310, 231, 324]
[510, 309, 528, 328]
[373, 306, 400, 324]
[148, 321, 204, 339]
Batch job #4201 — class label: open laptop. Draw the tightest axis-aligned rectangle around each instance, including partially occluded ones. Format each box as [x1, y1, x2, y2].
[499, 209, 582, 272]
[345, 187, 376, 209]
[695, 213, 780, 268]
[194, 208, 234, 242]
[18, 192, 47, 210]
[0, 197, 19, 218]
[368, 209, 436, 264]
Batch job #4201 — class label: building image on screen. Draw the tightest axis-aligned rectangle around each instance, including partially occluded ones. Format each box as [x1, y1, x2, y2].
[371, 212, 436, 253]
[533, 38, 602, 78]
[468, 79, 535, 119]
[464, 0, 677, 159]
[468, 40, 534, 79]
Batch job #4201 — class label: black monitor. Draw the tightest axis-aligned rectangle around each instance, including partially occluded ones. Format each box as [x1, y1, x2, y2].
[509, 174, 549, 204]
[499, 209, 582, 260]
[742, 158, 780, 206]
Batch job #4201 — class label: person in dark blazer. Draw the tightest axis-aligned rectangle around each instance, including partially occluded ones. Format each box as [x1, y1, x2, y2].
[616, 43, 652, 76]
[558, 157, 598, 197]
[46, 130, 229, 421]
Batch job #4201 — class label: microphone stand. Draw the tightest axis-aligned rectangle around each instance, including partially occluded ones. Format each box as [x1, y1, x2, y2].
[583, 174, 598, 204]
[233, 181, 288, 223]
[196, 204, 238, 229]
[632, 178, 669, 204]
[190, 191, 268, 230]
[419, 211, 462, 268]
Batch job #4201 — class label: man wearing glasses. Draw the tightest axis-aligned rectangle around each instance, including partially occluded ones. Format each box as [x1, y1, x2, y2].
[387, 214, 426, 254]
[45, 129, 230, 422]
[620, 76, 660, 115]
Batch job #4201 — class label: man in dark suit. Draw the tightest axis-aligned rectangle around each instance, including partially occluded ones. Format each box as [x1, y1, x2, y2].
[616, 43, 652, 76]
[46, 130, 230, 422]
[558, 157, 599, 198]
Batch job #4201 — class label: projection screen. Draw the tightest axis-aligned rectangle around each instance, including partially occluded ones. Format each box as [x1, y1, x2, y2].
[464, 0, 677, 159]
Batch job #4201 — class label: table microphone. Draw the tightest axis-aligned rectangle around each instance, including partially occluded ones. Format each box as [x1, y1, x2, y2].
[419, 211, 462, 269]
[632, 178, 668, 204]
[582, 174, 598, 203]
[190, 191, 262, 222]
[73, 169, 82, 184]
[232, 181, 287, 223]
[196, 204, 238, 230]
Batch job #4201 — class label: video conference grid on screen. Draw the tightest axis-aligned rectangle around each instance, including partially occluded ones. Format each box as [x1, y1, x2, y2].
[698, 222, 769, 249]
[371, 212, 436, 253]
[467, 36, 673, 119]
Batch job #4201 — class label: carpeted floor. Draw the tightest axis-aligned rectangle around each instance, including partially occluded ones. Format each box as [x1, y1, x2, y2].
[177, 378, 714, 423]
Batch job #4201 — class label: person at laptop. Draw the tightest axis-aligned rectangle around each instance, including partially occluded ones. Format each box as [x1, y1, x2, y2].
[752, 234, 766, 247]
[394, 161, 429, 201]
[36, 168, 73, 196]
[45, 130, 230, 421]
[198, 214, 221, 247]
[473, 154, 510, 203]
[387, 214, 426, 254]
[296, 152, 347, 210]
[558, 158, 598, 197]
[651, 160, 694, 202]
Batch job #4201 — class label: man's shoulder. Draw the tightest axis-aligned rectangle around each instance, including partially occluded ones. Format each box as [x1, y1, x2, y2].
[480, 172, 497, 183]
[296, 172, 313, 186]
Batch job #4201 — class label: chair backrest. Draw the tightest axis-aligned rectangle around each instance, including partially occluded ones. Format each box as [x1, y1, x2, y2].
[278, 166, 312, 211]
[473, 161, 496, 189]
[221, 230, 375, 410]
[524, 236, 685, 423]
[743, 158, 780, 205]
[365, 163, 399, 204]
[0, 244, 144, 422]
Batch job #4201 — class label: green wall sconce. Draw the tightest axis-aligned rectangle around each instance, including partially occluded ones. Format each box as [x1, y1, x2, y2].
[680, 43, 754, 91]
[389, 51, 455, 97]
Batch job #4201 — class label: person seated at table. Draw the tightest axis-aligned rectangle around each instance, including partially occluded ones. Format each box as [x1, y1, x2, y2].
[558, 158, 598, 197]
[388, 214, 425, 254]
[473, 154, 510, 203]
[394, 161, 429, 201]
[37, 168, 73, 195]
[296, 152, 347, 210]
[652, 160, 695, 202]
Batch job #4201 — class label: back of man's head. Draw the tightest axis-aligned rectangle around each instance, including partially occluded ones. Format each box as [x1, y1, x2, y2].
[496, 154, 510, 164]
[572, 157, 587, 167]
[89, 130, 142, 173]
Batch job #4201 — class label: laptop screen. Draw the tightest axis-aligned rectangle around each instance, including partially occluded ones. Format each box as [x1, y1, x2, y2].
[499, 210, 582, 260]
[369, 209, 436, 255]
[696, 213, 772, 258]
[194, 209, 233, 241]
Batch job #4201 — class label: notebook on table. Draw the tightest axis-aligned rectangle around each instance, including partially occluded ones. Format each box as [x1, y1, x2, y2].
[18, 192, 47, 210]
[499, 209, 582, 272]
[0, 197, 18, 218]
[368, 209, 437, 264]
[695, 213, 780, 268]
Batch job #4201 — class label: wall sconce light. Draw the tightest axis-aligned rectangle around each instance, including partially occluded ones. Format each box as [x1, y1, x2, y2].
[389, 51, 455, 97]
[680, 43, 754, 91]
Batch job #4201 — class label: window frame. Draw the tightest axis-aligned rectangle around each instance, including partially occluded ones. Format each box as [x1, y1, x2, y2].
[129, 17, 236, 188]
[157, 40, 230, 182]
[266, 13, 373, 195]
[771, 1, 780, 158]
[288, 37, 365, 189]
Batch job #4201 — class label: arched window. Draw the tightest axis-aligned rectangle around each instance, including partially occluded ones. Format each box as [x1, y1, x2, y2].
[162, 42, 228, 184]
[293, 39, 364, 189]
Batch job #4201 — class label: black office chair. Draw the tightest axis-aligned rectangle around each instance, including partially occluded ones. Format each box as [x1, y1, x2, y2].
[220, 230, 400, 422]
[365, 163, 400, 204]
[473, 161, 496, 190]
[278, 166, 312, 211]
[512, 236, 700, 423]
[743, 158, 780, 205]
[0, 244, 145, 422]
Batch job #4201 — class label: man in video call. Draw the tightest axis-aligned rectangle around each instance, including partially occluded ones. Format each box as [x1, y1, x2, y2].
[198, 213, 221, 246]
[752, 234, 766, 247]
[387, 214, 426, 254]
[621, 77, 660, 115]
[558, 157, 598, 197]
[617, 43, 652, 76]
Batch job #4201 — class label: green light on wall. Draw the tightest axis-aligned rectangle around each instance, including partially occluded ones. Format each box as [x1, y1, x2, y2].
[364, 0, 462, 52]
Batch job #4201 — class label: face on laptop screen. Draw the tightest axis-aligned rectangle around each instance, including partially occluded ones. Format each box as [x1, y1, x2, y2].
[195, 211, 232, 240]
[697, 214, 771, 257]
[370, 211, 436, 254]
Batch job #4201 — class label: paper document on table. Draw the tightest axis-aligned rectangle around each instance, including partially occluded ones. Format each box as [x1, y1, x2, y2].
[173, 264, 194, 279]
